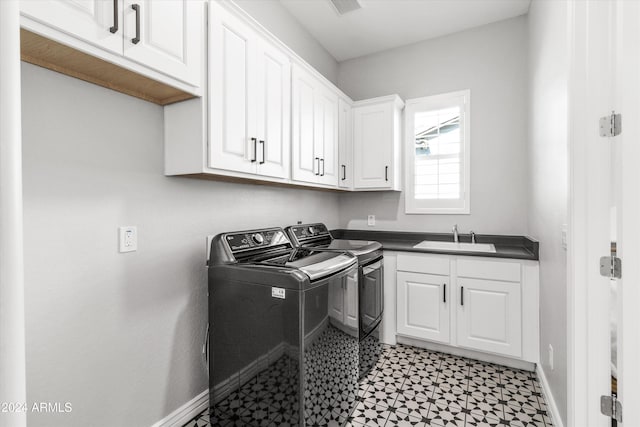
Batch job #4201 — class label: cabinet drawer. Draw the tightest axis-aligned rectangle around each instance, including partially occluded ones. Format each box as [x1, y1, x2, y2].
[457, 259, 521, 282]
[397, 253, 449, 276]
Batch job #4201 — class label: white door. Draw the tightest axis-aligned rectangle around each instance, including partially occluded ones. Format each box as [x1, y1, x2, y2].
[122, 0, 202, 87]
[614, 1, 640, 424]
[338, 99, 353, 189]
[255, 39, 290, 179]
[20, 0, 123, 54]
[353, 102, 392, 189]
[291, 65, 319, 184]
[570, 0, 640, 425]
[316, 89, 339, 187]
[456, 278, 521, 358]
[208, 2, 256, 174]
[396, 272, 450, 344]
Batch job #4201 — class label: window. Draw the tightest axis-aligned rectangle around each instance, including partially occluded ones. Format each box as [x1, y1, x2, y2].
[405, 90, 470, 214]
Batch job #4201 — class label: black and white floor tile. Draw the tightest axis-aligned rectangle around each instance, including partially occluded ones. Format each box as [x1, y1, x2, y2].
[184, 343, 553, 427]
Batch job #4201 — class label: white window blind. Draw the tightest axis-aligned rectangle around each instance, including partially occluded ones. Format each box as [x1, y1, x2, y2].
[405, 90, 470, 214]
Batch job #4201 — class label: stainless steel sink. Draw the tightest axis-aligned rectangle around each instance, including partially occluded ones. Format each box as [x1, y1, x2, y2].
[413, 240, 497, 253]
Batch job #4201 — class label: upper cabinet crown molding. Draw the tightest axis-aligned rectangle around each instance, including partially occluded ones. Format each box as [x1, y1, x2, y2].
[19, 0, 204, 104]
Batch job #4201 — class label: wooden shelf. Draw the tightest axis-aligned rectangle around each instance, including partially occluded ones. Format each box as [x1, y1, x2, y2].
[20, 29, 196, 106]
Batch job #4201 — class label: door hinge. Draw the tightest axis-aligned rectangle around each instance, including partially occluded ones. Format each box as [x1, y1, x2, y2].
[599, 111, 622, 137]
[600, 256, 621, 279]
[601, 395, 623, 423]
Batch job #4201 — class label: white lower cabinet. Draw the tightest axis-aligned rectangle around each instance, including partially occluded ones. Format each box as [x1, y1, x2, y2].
[329, 270, 358, 330]
[456, 278, 522, 358]
[397, 272, 450, 344]
[394, 252, 538, 363]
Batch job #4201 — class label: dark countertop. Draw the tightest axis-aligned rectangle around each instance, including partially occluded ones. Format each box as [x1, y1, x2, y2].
[330, 229, 539, 261]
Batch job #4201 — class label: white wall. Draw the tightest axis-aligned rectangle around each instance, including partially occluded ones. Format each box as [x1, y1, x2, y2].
[21, 63, 340, 426]
[234, 0, 339, 84]
[337, 16, 529, 235]
[527, 0, 569, 424]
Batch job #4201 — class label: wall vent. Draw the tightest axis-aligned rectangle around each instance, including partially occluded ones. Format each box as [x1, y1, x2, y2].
[329, 0, 362, 15]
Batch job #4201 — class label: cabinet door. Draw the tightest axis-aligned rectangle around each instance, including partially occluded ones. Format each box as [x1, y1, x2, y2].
[255, 39, 291, 179]
[208, 2, 257, 174]
[20, 0, 123, 54]
[338, 99, 353, 189]
[396, 272, 450, 344]
[315, 89, 339, 187]
[122, 0, 202, 87]
[353, 102, 393, 189]
[291, 65, 319, 184]
[456, 278, 522, 357]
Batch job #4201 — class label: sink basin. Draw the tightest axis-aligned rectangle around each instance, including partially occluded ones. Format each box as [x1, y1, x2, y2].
[413, 240, 497, 253]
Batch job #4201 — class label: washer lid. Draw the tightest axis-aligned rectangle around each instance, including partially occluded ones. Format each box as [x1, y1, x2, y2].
[326, 239, 383, 256]
[286, 251, 356, 281]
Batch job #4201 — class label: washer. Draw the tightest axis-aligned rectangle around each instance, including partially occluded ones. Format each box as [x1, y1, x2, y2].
[285, 223, 384, 379]
[208, 227, 359, 426]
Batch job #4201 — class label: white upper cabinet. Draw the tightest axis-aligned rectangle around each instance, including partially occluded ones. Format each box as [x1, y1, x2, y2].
[353, 95, 404, 191]
[291, 65, 318, 184]
[122, 0, 202, 86]
[208, 2, 290, 179]
[20, 0, 123, 54]
[255, 39, 291, 179]
[315, 88, 339, 187]
[20, 0, 203, 89]
[208, 3, 257, 174]
[338, 99, 353, 189]
[291, 64, 339, 187]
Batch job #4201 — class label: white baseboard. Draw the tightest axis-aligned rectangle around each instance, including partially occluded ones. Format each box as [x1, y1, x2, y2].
[536, 365, 564, 427]
[151, 389, 209, 427]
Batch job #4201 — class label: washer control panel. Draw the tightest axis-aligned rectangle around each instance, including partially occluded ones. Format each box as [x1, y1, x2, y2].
[225, 228, 290, 252]
[288, 223, 331, 245]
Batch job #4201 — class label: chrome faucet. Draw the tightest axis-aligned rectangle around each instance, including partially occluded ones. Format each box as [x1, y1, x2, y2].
[453, 224, 459, 243]
[470, 231, 476, 244]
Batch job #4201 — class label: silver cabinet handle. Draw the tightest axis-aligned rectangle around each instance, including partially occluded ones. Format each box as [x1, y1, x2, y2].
[131, 4, 141, 44]
[109, 0, 118, 33]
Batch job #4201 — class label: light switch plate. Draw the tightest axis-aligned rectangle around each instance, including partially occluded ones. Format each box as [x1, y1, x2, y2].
[119, 226, 137, 253]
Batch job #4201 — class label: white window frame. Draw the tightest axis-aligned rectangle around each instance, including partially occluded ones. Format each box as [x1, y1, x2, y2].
[404, 89, 471, 214]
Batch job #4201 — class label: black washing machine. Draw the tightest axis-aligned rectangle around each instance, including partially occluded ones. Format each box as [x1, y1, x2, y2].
[285, 223, 384, 380]
[208, 227, 359, 426]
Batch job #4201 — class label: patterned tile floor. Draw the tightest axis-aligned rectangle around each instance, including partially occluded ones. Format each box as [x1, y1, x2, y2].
[185, 343, 552, 427]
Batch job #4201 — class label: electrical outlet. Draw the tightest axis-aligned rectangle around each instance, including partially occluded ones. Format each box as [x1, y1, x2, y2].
[548, 344, 554, 370]
[119, 226, 137, 253]
[561, 224, 568, 250]
[367, 215, 375, 226]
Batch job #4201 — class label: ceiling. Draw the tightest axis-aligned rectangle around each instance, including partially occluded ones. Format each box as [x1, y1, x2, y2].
[279, 0, 531, 61]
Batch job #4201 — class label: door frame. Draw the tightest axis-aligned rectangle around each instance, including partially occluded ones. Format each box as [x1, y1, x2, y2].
[567, 0, 640, 425]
